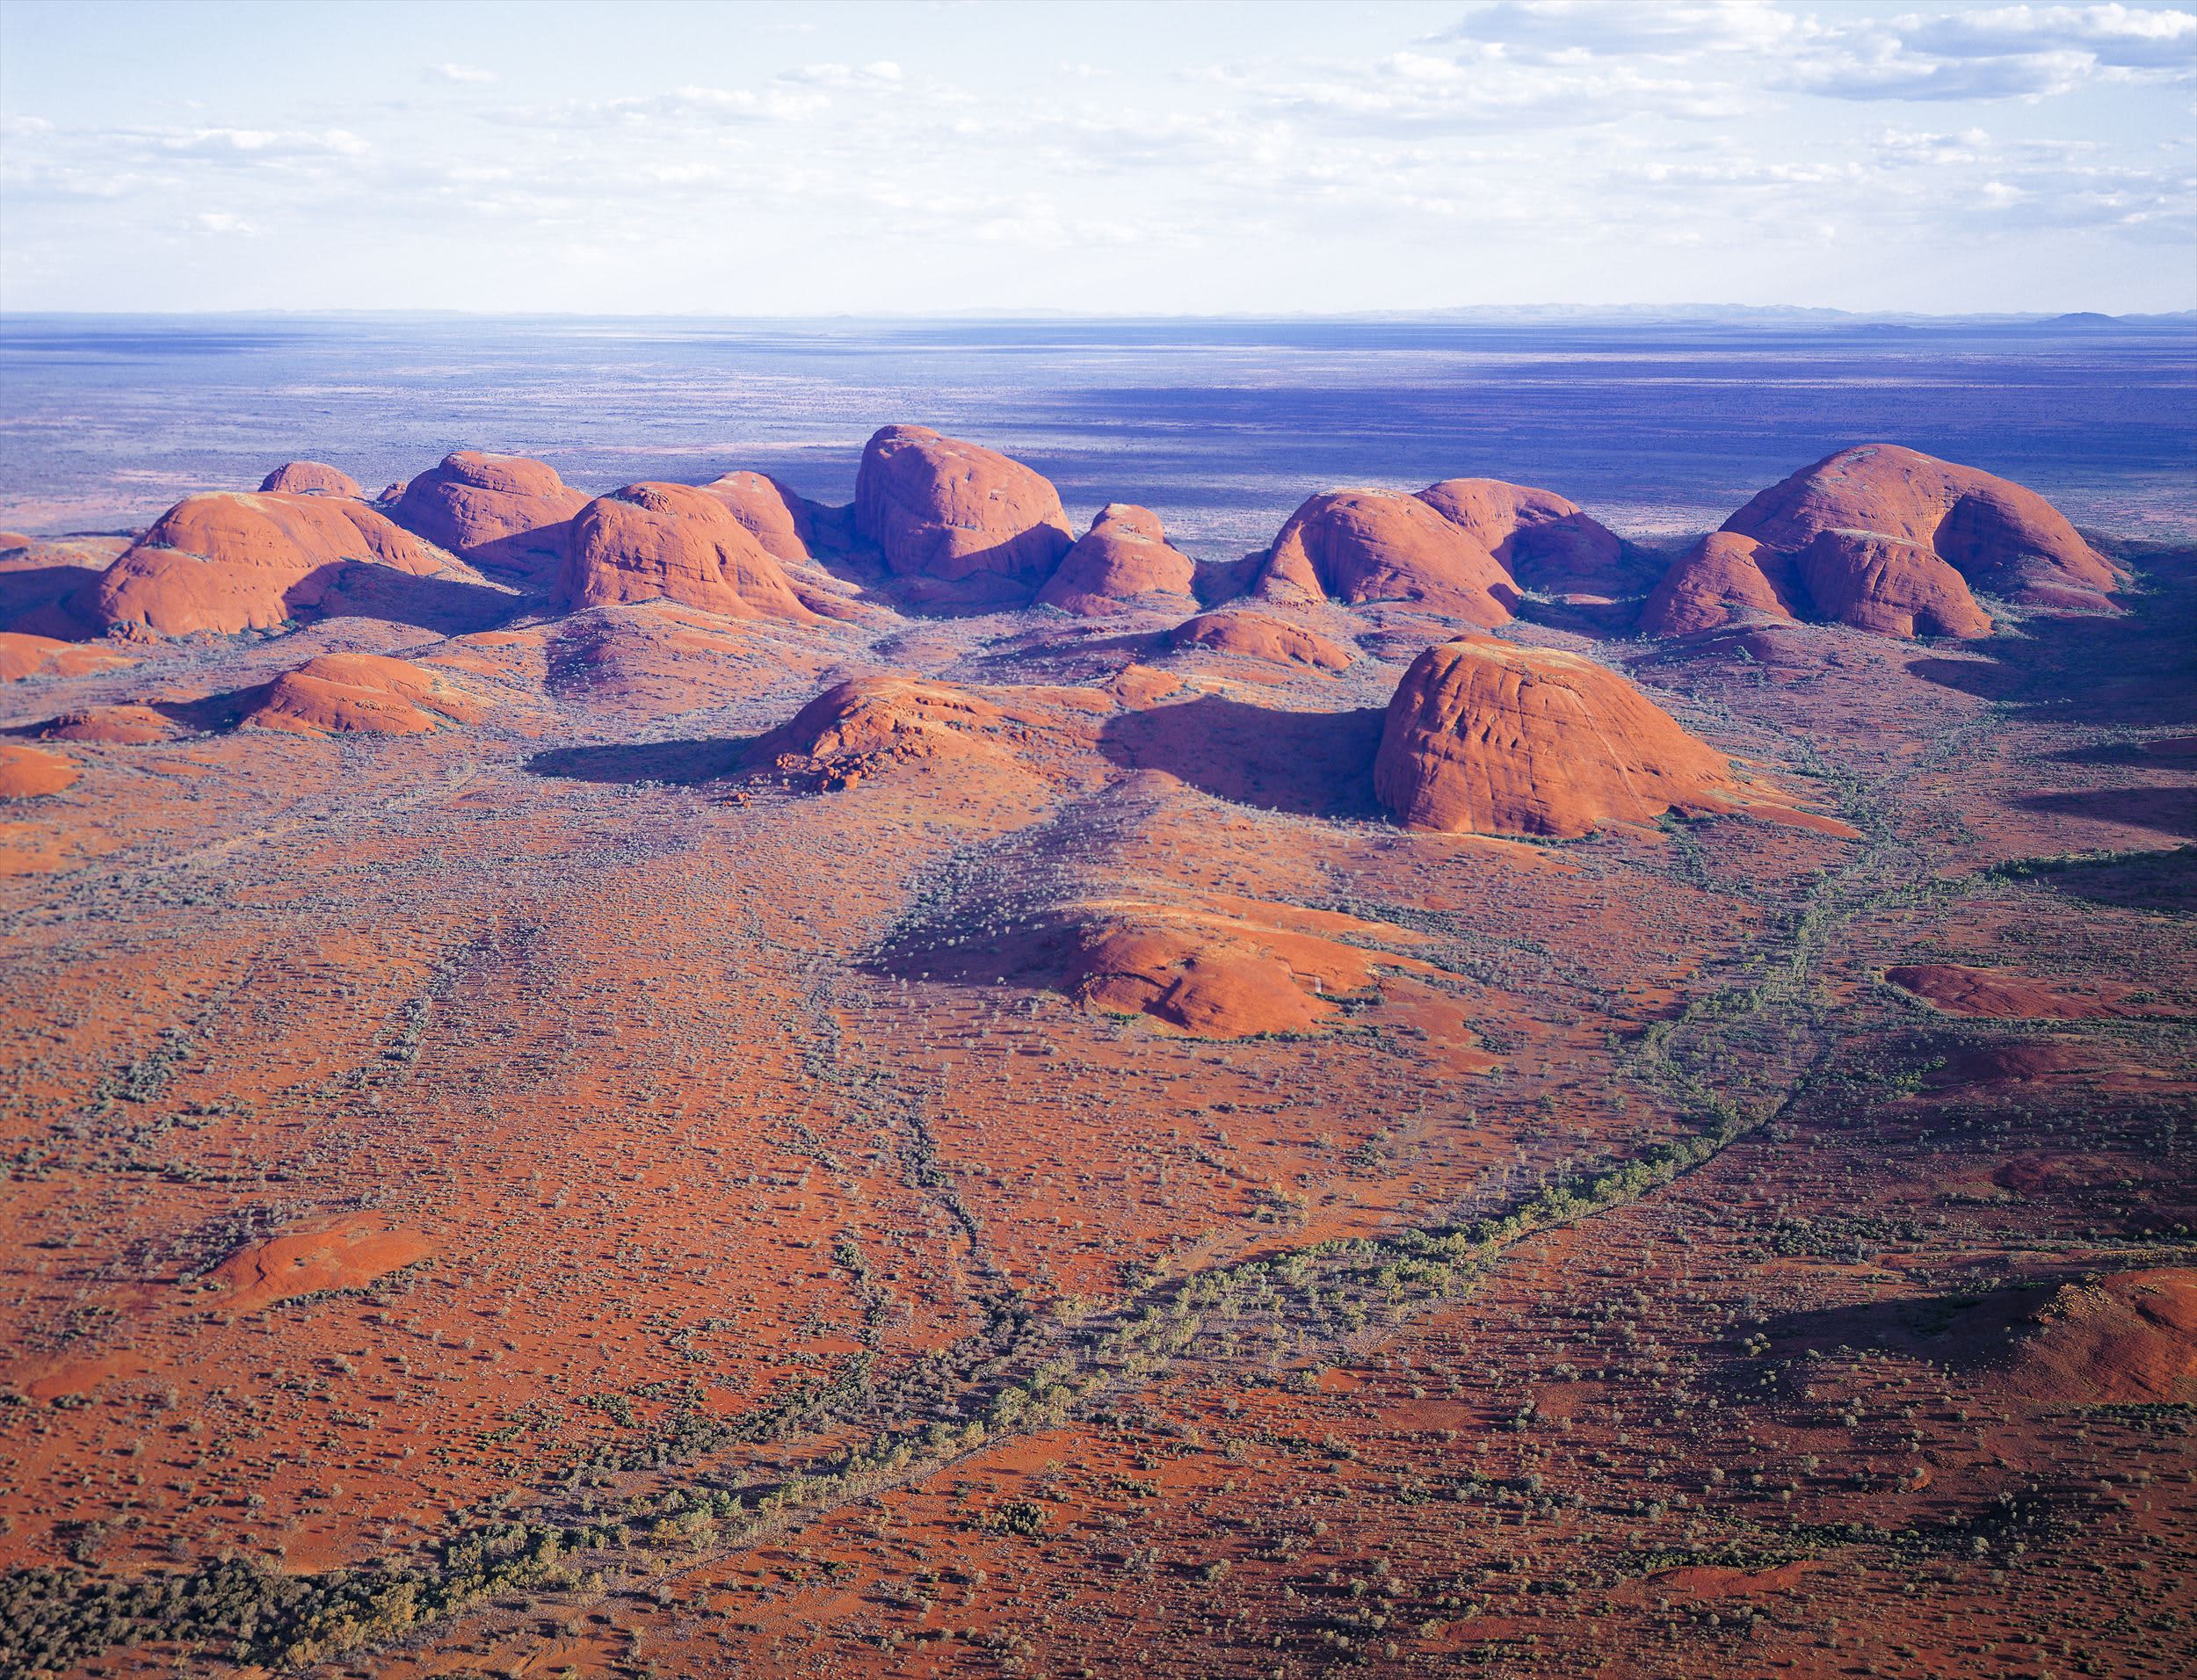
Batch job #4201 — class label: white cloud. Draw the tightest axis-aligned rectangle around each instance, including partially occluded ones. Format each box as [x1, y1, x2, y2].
[192, 211, 257, 235]
[431, 63, 500, 84]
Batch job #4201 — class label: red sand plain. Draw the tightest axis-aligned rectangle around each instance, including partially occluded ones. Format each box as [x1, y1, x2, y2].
[0, 438, 2190, 1680]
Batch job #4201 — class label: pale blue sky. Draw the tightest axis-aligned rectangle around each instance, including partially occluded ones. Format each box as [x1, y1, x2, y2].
[2, 0, 2192, 314]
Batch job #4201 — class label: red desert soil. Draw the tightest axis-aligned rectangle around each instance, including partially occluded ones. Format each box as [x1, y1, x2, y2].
[90, 491, 476, 637]
[1642, 445, 2120, 638]
[853, 424, 1073, 608]
[0, 742, 80, 797]
[1885, 960, 2125, 1019]
[560, 482, 823, 622]
[257, 460, 363, 498]
[1374, 635, 1739, 836]
[0, 430, 2190, 1680]
[1036, 503, 1198, 615]
[381, 449, 591, 580]
[1258, 488, 1519, 625]
[243, 652, 487, 735]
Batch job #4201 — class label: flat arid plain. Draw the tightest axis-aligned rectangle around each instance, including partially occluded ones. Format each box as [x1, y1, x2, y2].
[0, 319, 2192, 1680]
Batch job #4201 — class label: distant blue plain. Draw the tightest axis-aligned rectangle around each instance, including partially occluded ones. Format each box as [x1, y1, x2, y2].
[2, 315, 2190, 554]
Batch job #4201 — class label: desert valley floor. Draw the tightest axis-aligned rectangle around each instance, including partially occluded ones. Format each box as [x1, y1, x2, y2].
[0, 422, 2192, 1680]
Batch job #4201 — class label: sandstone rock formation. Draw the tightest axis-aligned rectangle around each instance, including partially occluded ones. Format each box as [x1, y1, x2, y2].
[1258, 490, 1516, 625]
[244, 653, 484, 735]
[91, 492, 471, 637]
[1374, 636, 1737, 837]
[0, 633, 135, 683]
[1037, 503, 1196, 615]
[1168, 610, 1353, 671]
[1993, 1269, 2197, 1405]
[700, 470, 819, 564]
[258, 460, 362, 497]
[1642, 445, 2118, 639]
[41, 705, 179, 746]
[382, 451, 590, 581]
[0, 742, 81, 798]
[1417, 479, 1632, 595]
[560, 482, 821, 622]
[852, 425, 1072, 608]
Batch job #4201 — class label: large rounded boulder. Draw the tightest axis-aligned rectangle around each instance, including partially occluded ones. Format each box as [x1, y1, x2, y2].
[1642, 445, 2118, 640]
[1037, 503, 1196, 616]
[1258, 490, 1517, 626]
[258, 460, 362, 498]
[1374, 636, 1737, 837]
[1417, 479, 1632, 595]
[91, 492, 470, 637]
[244, 653, 484, 735]
[382, 451, 590, 581]
[700, 470, 820, 564]
[852, 425, 1073, 608]
[559, 482, 821, 622]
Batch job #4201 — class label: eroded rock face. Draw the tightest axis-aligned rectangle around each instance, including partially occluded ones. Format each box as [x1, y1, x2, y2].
[700, 471, 818, 564]
[382, 452, 590, 581]
[560, 482, 820, 622]
[1168, 610, 1353, 671]
[1642, 445, 2117, 639]
[244, 653, 484, 735]
[1374, 636, 1735, 837]
[852, 425, 1073, 608]
[91, 492, 468, 637]
[0, 633, 136, 684]
[1416, 479, 1630, 595]
[257, 461, 362, 498]
[1037, 504, 1196, 615]
[1258, 490, 1516, 625]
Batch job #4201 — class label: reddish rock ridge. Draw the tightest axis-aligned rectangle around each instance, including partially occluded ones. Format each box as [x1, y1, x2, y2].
[258, 460, 362, 498]
[1168, 610, 1353, 672]
[0, 633, 136, 684]
[1374, 636, 1737, 837]
[1037, 503, 1197, 616]
[1258, 490, 1517, 626]
[382, 451, 590, 582]
[91, 492, 470, 638]
[1642, 445, 2118, 639]
[560, 482, 821, 623]
[1417, 479, 1633, 595]
[852, 425, 1073, 609]
[700, 471, 820, 564]
[245, 653, 485, 735]
[0, 742, 80, 799]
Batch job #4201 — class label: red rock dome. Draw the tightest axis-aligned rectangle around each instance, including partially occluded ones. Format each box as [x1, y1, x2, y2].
[1374, 636, 1736, 837]
[1168, 610, 1353, 671]
[0, 742, 81, 799]
[1258, 490, 1516, 626]
[257, 460, 362, 498]
[1642, 445, 2118, 639]
[560, 482, 820, 622]
[244, 653, 484, 735]
[91, 491, 468, 637]
[1037, 503, 1196, 615]
[700, 471, 819, 564]
[852, 425, 1073, 608]
[382, 451, 590, 581]
[1416, 479, 1630, 595]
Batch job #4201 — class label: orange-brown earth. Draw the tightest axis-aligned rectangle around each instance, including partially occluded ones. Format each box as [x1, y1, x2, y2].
[0, 431, 2190, 1680]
